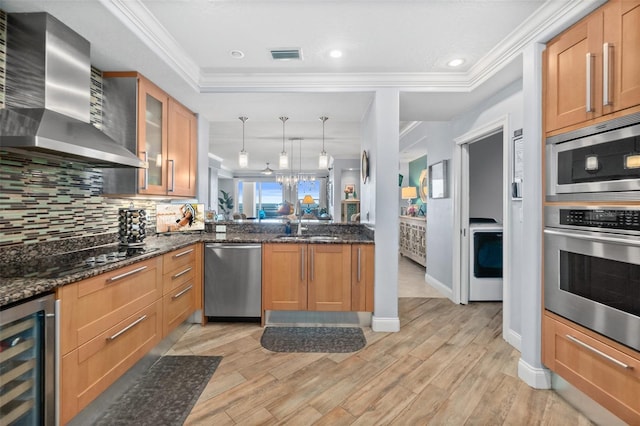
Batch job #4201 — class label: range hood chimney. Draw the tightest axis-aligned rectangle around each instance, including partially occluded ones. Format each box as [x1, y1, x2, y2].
[0, 13, 146, 168]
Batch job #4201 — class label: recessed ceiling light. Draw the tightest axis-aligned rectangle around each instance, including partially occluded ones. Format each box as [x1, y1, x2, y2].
[329, 50, 343, 59]
[447, 58, 465, 67]
[230, 50, 245, 59]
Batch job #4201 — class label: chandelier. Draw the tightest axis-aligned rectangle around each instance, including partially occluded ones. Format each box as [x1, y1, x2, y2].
[276, 138, 317, 188]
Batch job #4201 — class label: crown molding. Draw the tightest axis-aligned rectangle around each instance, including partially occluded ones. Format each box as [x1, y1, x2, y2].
[101, 0, 604, 93]
[99, 0, 201, 90]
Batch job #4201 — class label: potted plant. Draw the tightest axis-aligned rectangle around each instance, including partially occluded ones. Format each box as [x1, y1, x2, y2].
[218, 190, 234, 219]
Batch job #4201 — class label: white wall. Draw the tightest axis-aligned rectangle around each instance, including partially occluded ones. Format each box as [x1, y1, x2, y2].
[196, 116, 210, 204]
[329, 158, 360, 220]
[401, 121, 454, 290]
[469, 132, 503, 222]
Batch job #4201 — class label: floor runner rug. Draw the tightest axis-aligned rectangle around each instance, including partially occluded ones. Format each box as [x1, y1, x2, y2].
[94, 355, 222, 426]
[260, 326, 366, 353]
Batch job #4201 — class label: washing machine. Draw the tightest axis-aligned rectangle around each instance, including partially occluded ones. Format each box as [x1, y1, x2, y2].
[469, 218, 503, 301]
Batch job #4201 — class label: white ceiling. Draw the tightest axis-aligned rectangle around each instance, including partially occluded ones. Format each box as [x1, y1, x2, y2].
[2, 0, 592, 172]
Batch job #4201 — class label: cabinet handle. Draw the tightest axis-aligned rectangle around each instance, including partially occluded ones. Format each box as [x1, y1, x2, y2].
[357, 247, 362, 282]
[172, 266, 192, 279]
[586, 53, 594, 112]
[107, 266, 148, 283]
[301, 247, 305, 281]
[107, 315, 147, 341]
[603, 42, 612, 106]
[310, 247, 314, 281]
[566, 335, 632, 370]
[168, 159, 175, 192]
[172, 285, 193, 300]
[141, 151, 148, 190]
[174, 248, 194, 258]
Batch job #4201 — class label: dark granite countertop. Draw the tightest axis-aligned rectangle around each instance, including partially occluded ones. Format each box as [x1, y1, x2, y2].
[0, 231, 373, 308]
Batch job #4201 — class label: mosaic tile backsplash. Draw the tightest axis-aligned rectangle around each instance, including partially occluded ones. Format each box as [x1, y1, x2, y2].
[0, 151, 159, 250]
[1, 10, 6, 109]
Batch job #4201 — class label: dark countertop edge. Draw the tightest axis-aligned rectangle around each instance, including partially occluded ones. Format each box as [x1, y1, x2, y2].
[0, 233, 373, 308]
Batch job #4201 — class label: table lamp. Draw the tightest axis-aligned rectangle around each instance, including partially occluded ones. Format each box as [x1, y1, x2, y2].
[401, 186, 417, 215]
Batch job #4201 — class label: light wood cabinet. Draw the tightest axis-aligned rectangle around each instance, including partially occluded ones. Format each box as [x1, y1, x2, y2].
[351, 244, 374, 312]
[262, 243, 353, 313]
[399, 216, 426, 267]
[162, 245, 198, 337]
[542, 311, 640, 424]
[61, 300, 163, 425]
[545, 0, 640, 134]
[58, 243, 202, 423]
[58, 257, 163, 356]
[102, 72, 197, 197]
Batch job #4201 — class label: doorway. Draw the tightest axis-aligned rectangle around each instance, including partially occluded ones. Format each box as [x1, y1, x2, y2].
[452, 116, 512, 341]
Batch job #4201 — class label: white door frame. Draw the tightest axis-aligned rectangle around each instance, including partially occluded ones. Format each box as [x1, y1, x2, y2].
[452, 115, 512, 339]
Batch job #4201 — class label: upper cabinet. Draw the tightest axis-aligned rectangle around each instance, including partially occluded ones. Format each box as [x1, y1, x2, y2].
[545, 0, 640, 135]
[102, 72, 197, 197]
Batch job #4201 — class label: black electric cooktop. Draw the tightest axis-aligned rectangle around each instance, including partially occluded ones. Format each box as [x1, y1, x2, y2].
[0, 244, 158, 279]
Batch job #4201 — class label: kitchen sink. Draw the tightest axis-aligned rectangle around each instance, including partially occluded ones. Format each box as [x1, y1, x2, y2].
[308, 236, 341, 241]
[273, 236, 307, 241]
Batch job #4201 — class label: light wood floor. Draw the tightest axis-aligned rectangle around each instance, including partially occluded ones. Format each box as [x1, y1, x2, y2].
[398, 255, 446, 298]
[168, 299, 593, 425]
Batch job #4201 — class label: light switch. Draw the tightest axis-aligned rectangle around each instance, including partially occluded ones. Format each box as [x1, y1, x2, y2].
[215, 225, 226, 232]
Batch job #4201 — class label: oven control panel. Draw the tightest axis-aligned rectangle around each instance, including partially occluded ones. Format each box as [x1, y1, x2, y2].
[559, 209, 640, 230]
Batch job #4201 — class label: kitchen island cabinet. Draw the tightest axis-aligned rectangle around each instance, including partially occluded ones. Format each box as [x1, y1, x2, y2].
[262, 243, 352, 313]
[351, 244, 374, 312]
[101, 72, 197, 197]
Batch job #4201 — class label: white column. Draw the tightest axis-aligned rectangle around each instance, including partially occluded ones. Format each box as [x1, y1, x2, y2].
[518, 42, 551, 389]
[371, 89, 400, 332]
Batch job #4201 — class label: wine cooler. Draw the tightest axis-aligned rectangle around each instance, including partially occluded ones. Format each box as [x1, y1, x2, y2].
[0, 294, 55, 425]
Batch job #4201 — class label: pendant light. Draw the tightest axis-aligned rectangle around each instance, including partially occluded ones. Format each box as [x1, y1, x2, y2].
[238, 116, 249, 168]
[279, 116, 289, 169]
[318, 116, 329, 169]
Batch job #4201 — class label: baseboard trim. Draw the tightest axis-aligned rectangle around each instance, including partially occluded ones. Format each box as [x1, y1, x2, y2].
[371, 316, 400, 332]
[425, 273, 453, 300]
[504, 328, 522, 351]
[518, 358, 551, 389]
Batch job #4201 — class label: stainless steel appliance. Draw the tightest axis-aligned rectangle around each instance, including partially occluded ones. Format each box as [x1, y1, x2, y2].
[544, 206, 640, 351]
[204, 244, 262, 319]
[0, 13, 144, 168]
[546, 112, 640, 201]
[0, 294, 55, 425]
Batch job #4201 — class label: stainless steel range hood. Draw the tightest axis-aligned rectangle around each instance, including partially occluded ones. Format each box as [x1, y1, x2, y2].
[0, 13, 146, 168]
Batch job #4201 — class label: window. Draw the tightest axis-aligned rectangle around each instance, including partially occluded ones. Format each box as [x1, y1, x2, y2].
[238, 181, 284, 218]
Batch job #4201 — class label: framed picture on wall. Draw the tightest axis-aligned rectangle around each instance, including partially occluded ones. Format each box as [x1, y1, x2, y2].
[429, 160, 448, 199]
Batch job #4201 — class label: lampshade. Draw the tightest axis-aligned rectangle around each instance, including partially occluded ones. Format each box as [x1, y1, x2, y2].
[238, 150, 248, 168]
[238, 116, 248, 168]
[302, 195, 315, 204]
[401, 186, 418, 199]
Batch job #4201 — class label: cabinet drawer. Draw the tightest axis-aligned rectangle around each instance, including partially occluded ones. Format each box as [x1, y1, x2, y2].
[543, 313, 640, 424]
[59, 257, 162, 355]
[60, 299, 162, 425]
[163, 280, 195, 337]
[163, 258, 195, 295]
[163, 244, 197, 275]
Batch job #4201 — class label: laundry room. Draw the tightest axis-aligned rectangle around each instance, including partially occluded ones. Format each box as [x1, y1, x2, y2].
[468, 131, 504, 302]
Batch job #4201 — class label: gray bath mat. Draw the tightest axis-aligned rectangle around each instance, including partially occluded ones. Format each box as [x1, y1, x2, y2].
[94, 355, 222, 426]
[261, 326, 366, 353]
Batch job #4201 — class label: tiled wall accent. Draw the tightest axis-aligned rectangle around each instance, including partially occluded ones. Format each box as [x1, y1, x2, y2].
[0, 151, 159, 249]
[90, 66, 103, 129]
[0, 10, 6, 109]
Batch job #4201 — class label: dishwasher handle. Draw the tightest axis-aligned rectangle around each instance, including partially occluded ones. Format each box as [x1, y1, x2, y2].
[205, 244, 262, 250]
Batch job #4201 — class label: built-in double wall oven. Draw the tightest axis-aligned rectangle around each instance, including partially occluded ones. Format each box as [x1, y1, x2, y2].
[545, 112, 640, 352]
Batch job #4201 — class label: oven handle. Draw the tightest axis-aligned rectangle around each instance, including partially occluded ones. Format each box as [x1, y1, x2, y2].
[544, 228, 640, 248]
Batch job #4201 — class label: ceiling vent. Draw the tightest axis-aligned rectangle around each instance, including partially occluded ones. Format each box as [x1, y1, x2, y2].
[270, 48, 303, 61]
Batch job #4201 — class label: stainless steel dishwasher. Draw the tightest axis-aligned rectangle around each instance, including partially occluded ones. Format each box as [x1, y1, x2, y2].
[204, 243, 262, 319]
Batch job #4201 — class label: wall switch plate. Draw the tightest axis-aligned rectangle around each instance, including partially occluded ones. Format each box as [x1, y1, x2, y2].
[215, 225, 226, 232]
